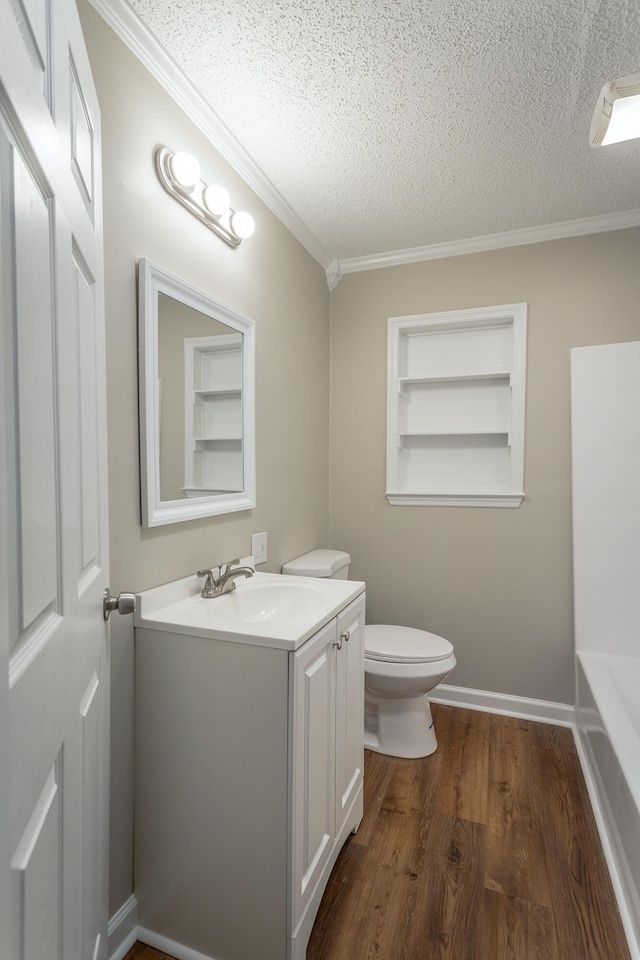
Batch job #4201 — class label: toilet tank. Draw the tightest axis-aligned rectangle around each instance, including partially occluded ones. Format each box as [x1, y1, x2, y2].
[281, 549, 351, 580]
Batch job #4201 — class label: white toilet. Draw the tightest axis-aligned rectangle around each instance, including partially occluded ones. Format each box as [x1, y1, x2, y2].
[281, 549, 456, 759]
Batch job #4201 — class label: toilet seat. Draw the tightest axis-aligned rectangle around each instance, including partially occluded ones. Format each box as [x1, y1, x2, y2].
[365, 624, 453, 664]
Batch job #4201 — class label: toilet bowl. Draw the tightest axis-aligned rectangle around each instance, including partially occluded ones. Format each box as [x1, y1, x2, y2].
[364, 625, 456, 758]
[281, 549, 456, 759]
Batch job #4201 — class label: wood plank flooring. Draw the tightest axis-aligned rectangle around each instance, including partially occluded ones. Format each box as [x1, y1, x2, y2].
[124, 705, 631, 960]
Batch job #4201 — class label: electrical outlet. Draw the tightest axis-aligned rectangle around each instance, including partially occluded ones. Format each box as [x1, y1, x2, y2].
[251, 531, 268, 565]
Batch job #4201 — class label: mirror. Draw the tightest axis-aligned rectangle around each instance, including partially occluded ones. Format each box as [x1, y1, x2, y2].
[138, 259, 255, 526]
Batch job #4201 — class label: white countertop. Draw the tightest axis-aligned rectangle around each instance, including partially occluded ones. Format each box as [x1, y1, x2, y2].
[135, 566, 365, 650]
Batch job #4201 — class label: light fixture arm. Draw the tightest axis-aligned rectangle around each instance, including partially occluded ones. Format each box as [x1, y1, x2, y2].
[154, 146, 254, 246]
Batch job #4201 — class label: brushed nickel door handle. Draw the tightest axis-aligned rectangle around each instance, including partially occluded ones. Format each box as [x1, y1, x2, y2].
[103, 588, 136, 621]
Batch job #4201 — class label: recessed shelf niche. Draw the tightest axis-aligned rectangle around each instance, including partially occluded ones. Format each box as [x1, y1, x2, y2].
[184, 334, 243, 496]
[386, 304, 527, 508]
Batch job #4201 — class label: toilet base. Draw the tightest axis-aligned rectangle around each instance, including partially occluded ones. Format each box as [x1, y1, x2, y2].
[364, 692, 438, 759]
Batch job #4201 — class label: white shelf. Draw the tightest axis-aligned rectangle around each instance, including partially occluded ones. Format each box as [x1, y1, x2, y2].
[194, 388, 241, 397]
[398, 371, 510, 387]
[386, 491, 524, 508]
[387, 304, 527, 507]
[182, 485, 238, 497]
[194, 436, 242, 443]
[399, 430, 509, 437]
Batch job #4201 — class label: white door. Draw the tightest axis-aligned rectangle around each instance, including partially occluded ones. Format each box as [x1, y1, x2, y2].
[335, 594, 365, 835]
[291, 619, 336, 927]
[0, 0, 109, 957]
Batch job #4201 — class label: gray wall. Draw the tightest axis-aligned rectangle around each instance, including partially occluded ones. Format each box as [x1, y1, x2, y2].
[329, 229, 640, 706]
[79, 3, 331, 917]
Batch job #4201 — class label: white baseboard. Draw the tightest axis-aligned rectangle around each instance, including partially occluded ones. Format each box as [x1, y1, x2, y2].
[108, 895, 138, 960]
[137, 926, 217, 960]
[430, 682, 576, 726]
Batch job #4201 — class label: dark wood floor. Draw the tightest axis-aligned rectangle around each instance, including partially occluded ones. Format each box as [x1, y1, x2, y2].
[125, 704, 631, 960]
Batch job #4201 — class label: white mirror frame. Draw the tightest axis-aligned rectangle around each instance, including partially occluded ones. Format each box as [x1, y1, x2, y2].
[138, 258, 256, 526]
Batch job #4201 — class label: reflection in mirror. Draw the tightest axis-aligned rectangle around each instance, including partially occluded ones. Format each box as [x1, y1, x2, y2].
[139, 260, 255, 527]
[157, 295, 243, 501]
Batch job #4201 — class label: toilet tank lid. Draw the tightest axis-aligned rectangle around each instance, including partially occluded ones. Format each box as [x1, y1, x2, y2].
[282, 549, 351, 577]
[365, 625, 454, 662]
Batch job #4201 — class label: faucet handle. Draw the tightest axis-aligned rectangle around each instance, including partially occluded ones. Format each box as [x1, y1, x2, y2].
[197, 568, 216, 590]
[196, 568, 218, 599]
[220, 558, 240, 577]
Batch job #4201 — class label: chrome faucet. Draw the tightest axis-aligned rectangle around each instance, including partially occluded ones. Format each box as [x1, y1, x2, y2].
[197, 560, 254, 598]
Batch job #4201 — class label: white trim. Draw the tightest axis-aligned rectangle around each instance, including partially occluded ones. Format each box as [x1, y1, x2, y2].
[386, 492, 524, 508]
[85, 0, 332, 270]
[326, 258, 342, 290]
[107, 895, 138, 960]
[573, 728, 640, 960]
[138, 259, 256, 526]
[430, 683, 576, 726]
[340, 208, 640, 275]
[137, 926, 217, 960]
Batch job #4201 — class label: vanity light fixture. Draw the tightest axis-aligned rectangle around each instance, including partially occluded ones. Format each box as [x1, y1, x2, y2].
[154, 147, 255, 246]
[590, 71, 640, 146]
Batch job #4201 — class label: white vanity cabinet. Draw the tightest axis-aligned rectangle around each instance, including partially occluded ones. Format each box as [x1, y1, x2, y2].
[134, 588, 365, 960]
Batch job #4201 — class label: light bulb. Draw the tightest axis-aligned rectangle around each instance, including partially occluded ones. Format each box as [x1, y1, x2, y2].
[169, 151, 200, 187]
[230, 210, 255, 239]
[203, 184, 230, 216]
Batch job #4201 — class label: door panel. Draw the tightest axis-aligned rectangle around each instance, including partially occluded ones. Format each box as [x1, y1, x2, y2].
[70, 59, 95, 210]
[75, 252, 100, 576]
[14, 0, 51, 104]
[291, 620, 336, 926]
[13, 146, 58, 638]
[335, 594, 365, 833]
[11, 762, 62, 960]
[80, 669, 104, 960]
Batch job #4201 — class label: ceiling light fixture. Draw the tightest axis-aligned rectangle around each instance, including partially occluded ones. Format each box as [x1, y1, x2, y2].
[590, 71, 640, 146]
[154, 147, 255, 246]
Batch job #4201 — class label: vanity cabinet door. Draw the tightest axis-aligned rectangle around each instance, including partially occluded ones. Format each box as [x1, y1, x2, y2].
[291, 619, 337, 926]
[335, 594, 366, 835]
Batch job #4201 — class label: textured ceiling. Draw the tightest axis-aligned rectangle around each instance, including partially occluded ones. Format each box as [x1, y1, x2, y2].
[128, 0, 640, 262]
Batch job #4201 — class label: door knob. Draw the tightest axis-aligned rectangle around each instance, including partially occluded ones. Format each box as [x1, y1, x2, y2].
[103, 588, 136, 621]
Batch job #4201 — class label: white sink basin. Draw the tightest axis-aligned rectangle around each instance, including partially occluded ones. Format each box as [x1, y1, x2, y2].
[134, 565, 366, 650]
[188, 579, 327, 625]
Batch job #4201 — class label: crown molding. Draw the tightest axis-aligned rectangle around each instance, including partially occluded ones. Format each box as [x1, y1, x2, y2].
[86, 0, 333, 271]
[339, 208, 640, 275]
[325, 258, 342, 290]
